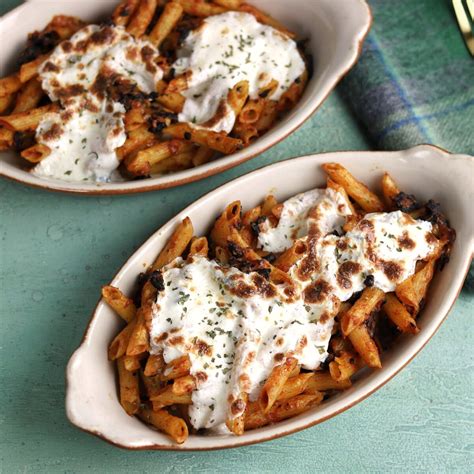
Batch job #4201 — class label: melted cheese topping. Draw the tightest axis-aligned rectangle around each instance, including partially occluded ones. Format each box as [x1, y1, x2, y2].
[290, 211, 436, 299]
[258, 188, 353, 253]
[32, 24, 163, 182]
[173, 12, 305, 133]
[148, 187, 438, 433]
[150, 256, 335, 430]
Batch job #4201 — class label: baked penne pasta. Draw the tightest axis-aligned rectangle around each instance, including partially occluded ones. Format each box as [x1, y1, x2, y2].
[104, 128, 453, 445]
[1, 1, 309, 182]
[102, 286, 137, 323]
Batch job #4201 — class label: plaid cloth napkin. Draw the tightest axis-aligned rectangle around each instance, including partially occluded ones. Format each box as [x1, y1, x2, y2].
[339, 0, 474, 154]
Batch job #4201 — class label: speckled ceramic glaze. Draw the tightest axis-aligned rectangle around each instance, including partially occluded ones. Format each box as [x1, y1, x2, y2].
[0, 0, 371, 194]
[66, 145, 474, 450]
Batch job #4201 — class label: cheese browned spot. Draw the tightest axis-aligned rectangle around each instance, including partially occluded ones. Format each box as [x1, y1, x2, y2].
[32, 24, 163, 182]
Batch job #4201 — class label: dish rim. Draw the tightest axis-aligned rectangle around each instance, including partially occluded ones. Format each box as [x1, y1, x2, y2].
[65, 144, 474, 450]
[0, 0, 372, 194]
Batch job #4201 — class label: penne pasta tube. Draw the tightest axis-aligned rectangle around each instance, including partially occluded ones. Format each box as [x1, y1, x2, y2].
[124, 105, 147, 131]
[149, 149, 195, 173]
[276, 373, 314, 400]
[0, 94, 15, 115]
[274, 240, 308, 272]
[232, 122, 258, 146]
[126, 308, 150, 356]
[138, 406, 189, 444]
[108, 320, 136, 360]
[175, 0, 226, 16]
[238, 98, 265, 124]
[258, 79, 279, 99]
[123, 354, 142, 371]
[239, 4, 296, 38]
[125, 139, 193, 175]
[117, 356, 140, 415]
[271, 203, 283, 219]
[19, 55, 49, 83]
[157, 92, 185, 113]
[245, 393, 321, 430]
[141, 371, 164, 399]
[242, 205, 261, 227]
[0, 104, 58, 131]
[228, 80, 250, 116]
[305, 372, 352, 392]
[214, 0, 242, 7]
[149, 1, 184, 47]
[329, 351, 361, 382]
[150, 385, 193, 408]
[268, 393, 322, 422]
[127, 0, 158, 37]
[20, 144, 51, 163]
[226, 392, 248, 435]
[261, 194, 278, 216]
[160, 355, 191, 381]
[44, 15, 85, 40]
[327, 178, 357, 215]
[396, 258, 436, 315]
[116, 125, 157, 161]
[165, 73, 190, 93]
[112, 0, 141, 26]
[0, 74, 22, 96]
[381, 172, 401, 210]
[151, 217, 194, 271]
[12, 78, 43, 113]
[101, 285, 137, 323]
[164, 122, 243, 154]
[254, 99, 278, 132]
[188, 236, 209, 257]
[347, 325, 382, 369]
[341, 287, 385, 336]
[383, 293, 419, 333]
[278, 70, 308, 111]
[210, 201, 242, 247]
[259, 356, 298, 413]
[0, 127, 14, 150]
[215, 246, 229, 264]
[322, 163, 385, 212]
[172, 374, 196, 395]
[144, 353, 164, 377]
[191, 145, 215, 167]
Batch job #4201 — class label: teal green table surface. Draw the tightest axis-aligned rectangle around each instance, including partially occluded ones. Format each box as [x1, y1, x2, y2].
[1, 1, 473, 473]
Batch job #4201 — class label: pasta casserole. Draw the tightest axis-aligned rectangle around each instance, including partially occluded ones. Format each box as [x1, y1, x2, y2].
[0, 0, 309, 182]
[103, 163, 455, 443]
